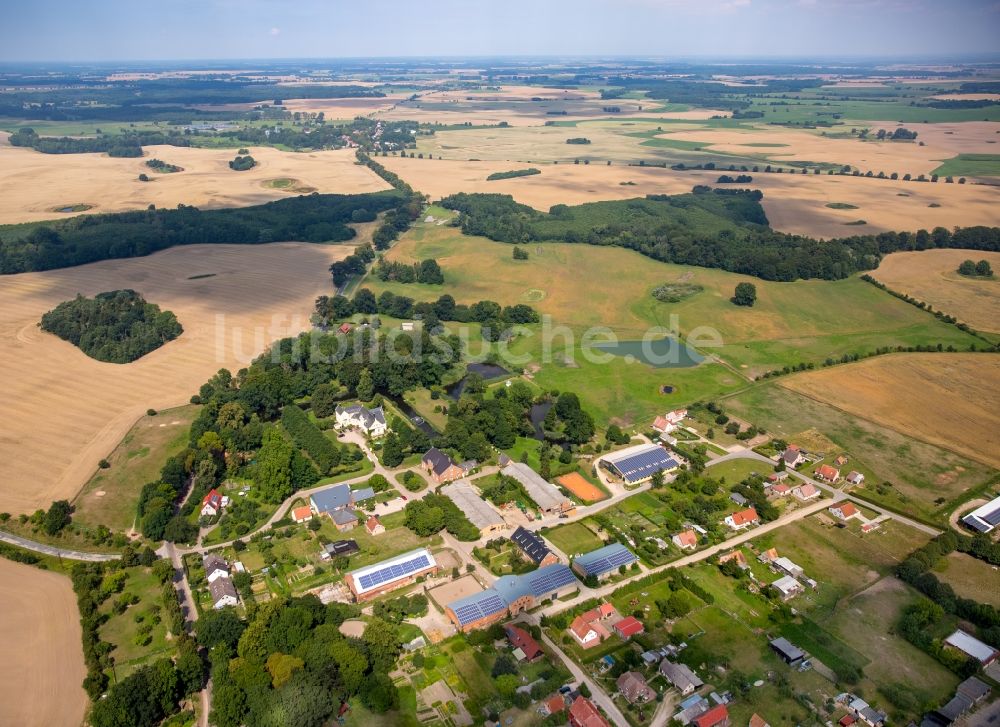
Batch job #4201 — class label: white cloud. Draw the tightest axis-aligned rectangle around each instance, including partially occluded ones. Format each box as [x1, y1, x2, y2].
[269, 27, 281, 36]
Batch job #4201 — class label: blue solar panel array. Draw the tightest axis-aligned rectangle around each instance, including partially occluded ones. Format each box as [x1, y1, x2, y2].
[574, 543, 638, 576]
[450, 590, 508, 626]
[609, 446, 678, 482]
[528, 564, 576, 595]
[356, 553, 431, 591]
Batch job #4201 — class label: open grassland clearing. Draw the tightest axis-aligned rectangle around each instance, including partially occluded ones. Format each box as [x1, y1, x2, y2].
[780, 353, 1000, 470]
[873, 249, 1000, 335]
[98, 565, 173, 672]
[723, 382, 997, 523]
[542, 520, 604, 557]
[0, 242, 350, 515]
[381, 154, 1000, 239]
[74, 405, 199, 531]
[932, 551, 1000, 607]
[0, 137, 389, 223]
[0, 558, 87, 727]
[932, 153, 1000, 179]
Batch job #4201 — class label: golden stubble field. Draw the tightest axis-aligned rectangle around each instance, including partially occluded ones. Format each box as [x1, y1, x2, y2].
[780, 353, 1000, 469]
[0, 558, 87, 727]
[380, 156, 1000, 238]
[0, 242, 350, 515]
[0, 137, 390, 224]
[873, 249, 1000, 334]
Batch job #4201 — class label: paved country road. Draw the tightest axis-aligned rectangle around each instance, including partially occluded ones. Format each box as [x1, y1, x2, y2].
[0, 529, 120, 561]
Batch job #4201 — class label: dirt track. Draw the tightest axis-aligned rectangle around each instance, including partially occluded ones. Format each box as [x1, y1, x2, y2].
[0, 558, 87, 727]
[0, 242, 350, 514]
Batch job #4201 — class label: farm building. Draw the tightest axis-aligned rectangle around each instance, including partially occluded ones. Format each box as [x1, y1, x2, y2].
[772, 575, 804, 601]
[510, 526, 559, 566]
[944, 629, 999, 665]
[334, 403, 388, 437]
[441, 480, 506, 537]
[345, 548, 438, 602]
[501, 462, 574, 515]
[568, 696, 611, 727]
[769, 637, 805, 666]
[659, 660, 704, 695]
[772, 556, 804, 579]
[617, 671, 656, 704]
[422, 447, 464, 484]
[320, 540, 360, 559]
[724, 508, 759, 531]
[829, 502, 860, 520]
[445, 563, 577, 632]
[572, 542, 638, 580]
[613, 616, 645, 639]
[962, 495, 1000, 533]
[600, 444, 679, 484]
[504, 624, 543, 662]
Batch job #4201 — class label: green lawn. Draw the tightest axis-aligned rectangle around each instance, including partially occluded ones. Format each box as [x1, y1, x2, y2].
[542, 520, 604, 556]
[931, 153, 1000, 179]
[705, 458, 769, 484]
[99, 566, 173, 674]
[74, 405, 199, 531]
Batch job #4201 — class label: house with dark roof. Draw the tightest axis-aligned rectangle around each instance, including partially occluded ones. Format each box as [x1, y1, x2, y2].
[422, 448, 463, 484]
[617, 671, 656, 704]
[320, 539, 360, 560]
[203, 553, 230, 583]
[330, 509, 359, 532]
[781, 446, 805, 468]
[504, 624, 543, 662]
[770, 637, 805, 666]
[209, 575, 239, 609]
[659, 660, 703, 695]
[510, 526, 559, 566]
[961, 495, 1000, 534]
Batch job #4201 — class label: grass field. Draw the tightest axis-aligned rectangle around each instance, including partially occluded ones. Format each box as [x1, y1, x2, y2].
[542, 520, 604, 556]
[933, 551, 1000, 607]
[99, 566, 173, 672]
[74, 405, 199, 531]
[780, 353, 1000, 470]
[706, 458, 769, 484]
[723, 382, 997, 522]
[873, 249, 1000, 335]
[932, 153, 1000, 179]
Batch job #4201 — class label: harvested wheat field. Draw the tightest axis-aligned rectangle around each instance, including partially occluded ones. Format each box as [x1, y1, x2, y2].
[280, 94, 410, 118]
[780, 354, 1000, 469]
[380, 156, 1000, 237]
[873, 250, 1000, 334]
[0, 138, 389, 223]
[0, 242, 350, 514]
[0, 558, 87, 727]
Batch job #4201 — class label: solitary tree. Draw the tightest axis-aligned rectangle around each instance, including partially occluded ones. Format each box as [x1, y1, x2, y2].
[732, 282, 757, 307]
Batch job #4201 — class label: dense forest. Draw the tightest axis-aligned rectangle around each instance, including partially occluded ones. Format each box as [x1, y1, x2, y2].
[0, 191, 408, 273]
[440, 190, 1000, 282]
[8, 127, 191, 157]
[39, 290, 183, 363]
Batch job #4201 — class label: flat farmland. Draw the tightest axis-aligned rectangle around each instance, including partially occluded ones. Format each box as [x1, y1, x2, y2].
[873, 249, 1000, 334]
[933, 551, 1000, 607]
[0, 242, 350, 514]
[0, 558, 87, 727]
[780, 353, 1000, 469]
[380, 156, 1000, 239]
[0, 138, 389, 223]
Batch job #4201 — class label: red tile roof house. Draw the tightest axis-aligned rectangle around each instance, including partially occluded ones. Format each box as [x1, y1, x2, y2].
[768, 483, 791, 497]
[504, 624, 543, 662]
[544, 694, 566, 716]
[569, 609, 612, 648]
[724, 508, 759, 531]
[338, 322, 352, 334]
[365, 515, 385, 535]
[291, 506, 313, 523]
[829, 502, 860, 521]
[613, 616, 645, 639]
[200, 488, 225, 517]
[750, 714, 771, 727]
[695, 704, 731, 727]
[793, 483, 821, 501]
[569, 696, 611, 727]
[673, 530, 698, 550]
[814, 464, 841, 483]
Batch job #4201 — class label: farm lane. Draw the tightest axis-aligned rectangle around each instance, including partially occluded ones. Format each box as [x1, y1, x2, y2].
[0, 529, 120, 561]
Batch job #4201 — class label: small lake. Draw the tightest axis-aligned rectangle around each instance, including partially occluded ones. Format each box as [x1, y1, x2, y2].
[592, 337, 703, 368]
[445, 363, 511, 399]
[529, 402, 552, 441]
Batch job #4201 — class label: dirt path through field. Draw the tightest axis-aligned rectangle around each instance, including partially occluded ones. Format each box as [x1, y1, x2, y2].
[0, 558, 87, 727]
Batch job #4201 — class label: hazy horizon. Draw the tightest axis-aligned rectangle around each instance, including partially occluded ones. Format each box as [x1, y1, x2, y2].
[2, 0, 999, 63]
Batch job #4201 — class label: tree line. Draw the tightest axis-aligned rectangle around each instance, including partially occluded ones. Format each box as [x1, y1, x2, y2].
[0, 190, 408, 274]
[439, 191, 1000, 282]
[8, 127, 191, 157]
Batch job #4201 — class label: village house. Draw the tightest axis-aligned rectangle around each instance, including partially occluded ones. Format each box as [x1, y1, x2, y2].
[653, 409, 688, 434]
[814, 464, 840, 483]
[772, 575, 804, 601]
[829, 502, 860, 521]
[617, 671, 656, 704]
[792, 483, 821, 501]
[568, 696, 611, 727]
[673, 529, 699, 550]
[504, 623, 543, 662]
[510, 526, 560, 567]
[330, 509, 359, 532]
[337, 322, 352, 334]
[772, 556, 804, 579]
[365, 515, 385, 535]
[200, 488, 229, 518]
[203, 553, 230, 584]
[758, 547, 779, 564]
[543, 694, 567, 717]
[659, 660, 704, 695]
[568, 603, 615, 647]
[422, 447, 464, 484]
[724, 508, 759, 531]
[834, 454, 849, 467]
[767, 483, 791, 497]
[291, 506, 313, 523]
[750, 714, 771, 727]
[209, 575, 239, 610]
[334, 403, 388, 437]
[845, 471, 865, 486]
[719, 550, 749, 570]
[767, 471, 789, 484]
[781, 445, 806, 468]
[695, 704, 731, 727]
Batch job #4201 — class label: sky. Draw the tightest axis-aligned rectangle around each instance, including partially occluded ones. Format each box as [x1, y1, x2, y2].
[1, 0, 999, 62]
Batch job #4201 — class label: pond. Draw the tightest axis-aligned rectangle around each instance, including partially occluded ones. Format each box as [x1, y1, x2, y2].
[529, 402, 552, 441]
[592, 337, 703, 368]
[389, 397, 439, 436]
[445, 363, 511, 399]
